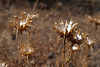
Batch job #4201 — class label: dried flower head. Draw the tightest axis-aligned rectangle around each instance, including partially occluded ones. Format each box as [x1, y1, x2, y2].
[86, 15, 100, 24]
[9, 11, 38, 34]
[19, 43, 34, 56]
[74, 30, 82, 41]
[72, 44, 79, 51]
[74, 30, 87, 41]
[0, 60, 8, 67]
[53, 20, 78, 37]
[85, 37, 95, 47]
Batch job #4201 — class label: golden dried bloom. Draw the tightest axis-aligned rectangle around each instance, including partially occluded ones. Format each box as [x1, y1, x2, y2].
[72, 44, 79, 51]
[87, 15, 100, 24]
[19, 43, 34, 56]
[9, 11, 38, 33]
[53, 20, 78, 37]
[74, 30, 87, 41]
[0, 60, 8, 67]
[85, 37, 95, 47]
[74, 30, 82, 41]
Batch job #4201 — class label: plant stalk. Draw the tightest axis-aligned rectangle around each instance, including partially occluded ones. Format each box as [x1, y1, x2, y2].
[62, 35, 66, 67]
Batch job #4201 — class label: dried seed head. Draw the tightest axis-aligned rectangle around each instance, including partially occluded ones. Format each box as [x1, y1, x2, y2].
[74, 30, 82, 41]
[74, 30, 88, 41]
[19, 43, 34, 56]
[9, 11, 38, 33]
[67, 20, 78, 34]
[85, 37, 95, 47]
[0, 60, 8, 67]
[53, 20, 78, 37]
[72, 44, 79, 51]
[86, 15, 100, 24]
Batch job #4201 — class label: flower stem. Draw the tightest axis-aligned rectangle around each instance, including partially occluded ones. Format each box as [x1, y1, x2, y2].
[19, 32, 22, 65]
[20, 32, 22, 45]
[62, 35, 66, 67]
[28, 30, 30, 44]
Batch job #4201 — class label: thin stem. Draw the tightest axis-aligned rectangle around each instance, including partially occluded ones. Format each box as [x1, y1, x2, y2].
[28, 30, 30, 44]
[20, 32, 22, 45]
[19, 54, 21, 67]
[92, 23, 97, 38]
[62, 35, 66, 67]
[32, 0, 39, 11]
[82, 46, 88, 67]
[91, 0, 95, 12]
[19, 32, 22, 66]
[72, 52, 74, 67]
[0, 47, 12, 66]
[27, 55, 29, 63]
[64, 36, 66, 60]
[80, 47, 84, 66]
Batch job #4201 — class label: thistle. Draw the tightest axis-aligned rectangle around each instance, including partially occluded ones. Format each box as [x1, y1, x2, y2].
[53, 20, 78, 37]
[74, 30, 83, 41]
[19, 43, 35, 63]
[9, 11, 38, 45]
[86, 15, 100, 30]
[0, 60, 8, 67]
[72, 44, 79, 51]
[85, 37, 95, 48]
[9, 11, 38, 64]
[53, 20, 78, 67]
[73, 30, 87, 43]
[9, 11, 38, 34]
[87, 15, 100, 24]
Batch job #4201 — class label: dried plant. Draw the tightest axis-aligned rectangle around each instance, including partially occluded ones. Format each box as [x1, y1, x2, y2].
[53, 19, 96, 67]
[53, 20, 78, 38]
[86, 15, 100, 30]
[0, 60, 8, 67]
[87, 15, 100, 24]
[85, 37, 95, 48]
[68, 29, 88, 46]
[19, 43, 34, 57]
[9, 11, 38, 44]
[72, 44, 79, 51]
[1, 8, 98, 67]
[53, 20, 78, 67]
[8, 11, 39, 66]
[9, 11, 38, 34]
[19, 43, 35, 63]
[73, 30, 87, 41]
